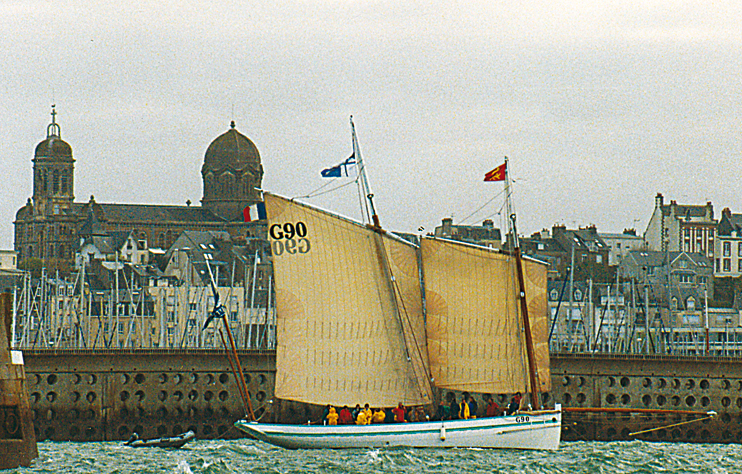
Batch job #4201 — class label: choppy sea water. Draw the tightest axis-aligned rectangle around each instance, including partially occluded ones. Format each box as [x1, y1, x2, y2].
[5, 439, 742, 474]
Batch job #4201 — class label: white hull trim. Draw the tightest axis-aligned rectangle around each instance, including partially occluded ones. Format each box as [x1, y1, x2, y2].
[235, 405, 561, 450]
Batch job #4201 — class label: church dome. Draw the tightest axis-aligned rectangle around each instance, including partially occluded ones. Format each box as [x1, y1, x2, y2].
[34, 106, 72, 160]
[35, 136, 72, 159]
[203, 121, 260, 170]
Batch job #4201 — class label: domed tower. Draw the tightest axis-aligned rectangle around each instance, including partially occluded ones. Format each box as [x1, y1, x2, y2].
[201, 121, 264, 221]
[33, 105, 74, 216]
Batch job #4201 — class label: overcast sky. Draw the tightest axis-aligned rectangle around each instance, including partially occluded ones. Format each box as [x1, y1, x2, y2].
[1, 1, 740, 249]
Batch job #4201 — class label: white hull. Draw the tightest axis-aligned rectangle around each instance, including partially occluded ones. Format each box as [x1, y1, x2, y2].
[235, 405, 561, 450]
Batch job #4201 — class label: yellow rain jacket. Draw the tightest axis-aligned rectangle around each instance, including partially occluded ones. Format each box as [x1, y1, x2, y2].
[327, 407, 339, 425]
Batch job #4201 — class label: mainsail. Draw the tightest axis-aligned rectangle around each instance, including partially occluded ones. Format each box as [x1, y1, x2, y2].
[264, 193, 433, 407]
[421, 237, 551, 394]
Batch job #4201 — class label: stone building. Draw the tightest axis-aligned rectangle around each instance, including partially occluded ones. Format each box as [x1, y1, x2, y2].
[644, 193, 716, 259]
[715, 208, 742, 276]
[433, 217, 502, 249]
[520, 225, 611, 281]
[598, 229, 645, 266]
[14, 108, 266, 266]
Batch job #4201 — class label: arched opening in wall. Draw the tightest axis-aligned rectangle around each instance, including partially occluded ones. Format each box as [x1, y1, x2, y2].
[166, 230, 173, 248]
[158, 233, 165, 249]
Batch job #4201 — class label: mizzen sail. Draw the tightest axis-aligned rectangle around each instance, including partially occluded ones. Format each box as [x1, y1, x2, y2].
[421, 237, 551, 394]
[264, 193, 432, 407]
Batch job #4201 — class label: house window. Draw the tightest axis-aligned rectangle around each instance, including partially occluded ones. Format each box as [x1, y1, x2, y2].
[596, 255, 603, 264]
[738, 242, 742, 257]
[724, 242, 731, 256]
[739, 260, 742, 273]
[687, 298, 695, 311]
[716, 258, 721, 272]
[724, 259, 731, 272]
[678, 274, 692, 284]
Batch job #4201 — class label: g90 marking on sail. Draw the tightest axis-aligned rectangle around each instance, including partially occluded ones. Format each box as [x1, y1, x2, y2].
[270, 222, 311, 256]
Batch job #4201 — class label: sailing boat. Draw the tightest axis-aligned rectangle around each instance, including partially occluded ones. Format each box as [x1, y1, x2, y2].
[234, 120, 561, 450]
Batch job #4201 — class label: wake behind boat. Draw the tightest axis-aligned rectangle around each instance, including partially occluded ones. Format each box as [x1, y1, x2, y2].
[236, 408, 561, 450]
[234, 118, 560, 450]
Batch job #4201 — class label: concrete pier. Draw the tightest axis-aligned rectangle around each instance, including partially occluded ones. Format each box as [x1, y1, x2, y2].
[0, 293, 37, 469]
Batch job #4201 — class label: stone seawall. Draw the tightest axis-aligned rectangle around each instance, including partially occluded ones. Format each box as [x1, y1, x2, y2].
[552, 353, 742, 443]
[22, 349, 742, 443]
[23, 349, 275, 442]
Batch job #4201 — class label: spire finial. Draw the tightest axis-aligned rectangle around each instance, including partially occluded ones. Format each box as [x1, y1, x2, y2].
[230, 120, 235, 129]
[46, 104, 61, 138]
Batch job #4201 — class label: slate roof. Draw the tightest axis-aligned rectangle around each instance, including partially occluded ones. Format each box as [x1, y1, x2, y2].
[72, 202, 226, 224]
[717, 212, 742, 237]
[625, 250, 709, 266]
[661, 203, 710, 219]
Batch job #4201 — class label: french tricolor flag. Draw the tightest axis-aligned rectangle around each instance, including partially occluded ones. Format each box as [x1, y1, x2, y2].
[243, 202, 266, 222]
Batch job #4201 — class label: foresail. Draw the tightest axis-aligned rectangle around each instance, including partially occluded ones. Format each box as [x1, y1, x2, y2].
[264, 193, 432, 408]
[521, 255, 552, 392]
[421, 237, 551, 394]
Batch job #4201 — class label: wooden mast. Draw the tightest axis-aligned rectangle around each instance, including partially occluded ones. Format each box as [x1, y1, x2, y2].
[503, 158, 542, 409]
[351, 116, 432, 404]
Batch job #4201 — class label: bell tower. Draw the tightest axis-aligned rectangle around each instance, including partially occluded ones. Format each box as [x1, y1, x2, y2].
[32, 105, 75, 217]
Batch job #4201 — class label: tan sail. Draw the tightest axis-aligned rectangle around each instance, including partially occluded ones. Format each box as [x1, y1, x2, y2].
[264, 193, 432, 408]
[421, 237, 551, 394]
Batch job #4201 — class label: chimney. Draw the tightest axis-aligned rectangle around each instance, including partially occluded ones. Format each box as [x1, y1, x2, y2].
[655, 193, 664, 208]
[723, 207, 732, 219]
[552, 224, 566, 239]
[482, 219, 494, 229]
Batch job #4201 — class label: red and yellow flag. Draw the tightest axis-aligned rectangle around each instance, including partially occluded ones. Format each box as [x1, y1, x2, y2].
[484, 162, 507, 182]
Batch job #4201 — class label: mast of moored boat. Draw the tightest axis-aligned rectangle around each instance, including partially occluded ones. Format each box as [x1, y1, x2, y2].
[502, 158, 542, 409]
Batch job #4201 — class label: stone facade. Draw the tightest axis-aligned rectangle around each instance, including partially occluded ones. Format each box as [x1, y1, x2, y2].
[433, 217, 502, 249]
[644, 193, 716, 259]
[599, 230, 645, 266]
[714, 208, 742, 276]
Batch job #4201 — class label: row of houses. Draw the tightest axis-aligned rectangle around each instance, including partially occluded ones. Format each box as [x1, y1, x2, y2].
[431, 193, 742, 355]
